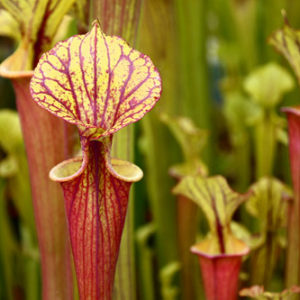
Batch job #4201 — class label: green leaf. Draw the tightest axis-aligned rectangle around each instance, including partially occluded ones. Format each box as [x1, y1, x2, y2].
[246, 177, 292, 232]
[243, 62, 294, 108]
[269, 15, 300, 85]
[159, 261, 181, 300]
[169, 160, 208, 179]
[223, 91, 261, 130]
[245, 178, 291, 285]
[173, 175, 249, 231]
[0, 0, 76, 72]
[161, 114, 207, 162]
[0, 110, 34, 232]
[173, 175, 250, 254]
[52, 15, 77, 48]
[0, 178, 18, 300]
[0, 156, 18, 177]
[0, 110, 23, 154]
[161, 114, 208, 179]
[0, 10, 20, 41]
[74, 0, 87, 23]
[230, 221, 253, 248]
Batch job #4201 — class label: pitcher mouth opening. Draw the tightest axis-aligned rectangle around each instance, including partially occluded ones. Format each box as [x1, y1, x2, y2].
[281, 106, 300, 116]
[49, 155, 143, 183]
[0, 66, 34, 79]
[49, 157, 84, 182]
[107, 158, 143, 182]
[191, 238, 250, 259]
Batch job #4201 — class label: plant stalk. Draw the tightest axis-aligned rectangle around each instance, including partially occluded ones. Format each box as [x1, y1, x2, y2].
[176, 195, 198, 300]
[12, 75, 74, 300]
[0, 178, 14, 300]
[255, 109, 276, 179]
[283, 107, 300, 297]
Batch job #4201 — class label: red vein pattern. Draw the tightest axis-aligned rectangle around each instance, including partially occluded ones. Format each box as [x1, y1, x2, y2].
[30, 22, 161, 140]
[173, 176, 249, 231]
[192, 249, 247, 300]
[60, 141, 135, 299]
[30, 23, 161, 300]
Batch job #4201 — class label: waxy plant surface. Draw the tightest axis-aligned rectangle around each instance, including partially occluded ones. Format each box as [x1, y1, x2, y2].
[30, 23, 161, 299]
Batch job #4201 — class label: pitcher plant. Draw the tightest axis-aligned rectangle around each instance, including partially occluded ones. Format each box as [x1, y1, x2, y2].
[30, 22, 161, 299]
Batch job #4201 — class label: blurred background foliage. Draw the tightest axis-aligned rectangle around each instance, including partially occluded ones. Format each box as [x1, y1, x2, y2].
[1, 0, 300, 299]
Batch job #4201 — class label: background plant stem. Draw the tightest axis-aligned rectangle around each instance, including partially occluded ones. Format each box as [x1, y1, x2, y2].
[255, 110, 276, 179]
[0, 179, 14, 300]
[22, 226, 39, 300]
[139, 0, 179, 285]
[174, 1, 211, 298]
[136, 223, 156, 300]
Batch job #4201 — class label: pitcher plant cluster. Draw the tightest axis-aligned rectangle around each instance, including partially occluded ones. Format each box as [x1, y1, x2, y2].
[2, 1, 300, 300]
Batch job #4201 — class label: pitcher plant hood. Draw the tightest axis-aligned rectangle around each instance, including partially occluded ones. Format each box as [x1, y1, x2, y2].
[31, 21, 161, 176]
[30, 21, 161, 139]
